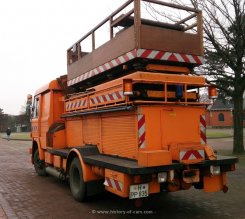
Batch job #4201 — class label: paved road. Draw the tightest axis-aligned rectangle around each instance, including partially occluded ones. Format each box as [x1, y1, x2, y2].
[207, 136, 232, 150]
[0, 138, 244, 219]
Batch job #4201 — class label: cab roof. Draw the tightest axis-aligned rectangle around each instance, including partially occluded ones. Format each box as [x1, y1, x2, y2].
[35, 79, 62, 95]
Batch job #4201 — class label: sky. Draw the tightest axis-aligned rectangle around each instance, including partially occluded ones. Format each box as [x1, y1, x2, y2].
[0, 0, 126, 115]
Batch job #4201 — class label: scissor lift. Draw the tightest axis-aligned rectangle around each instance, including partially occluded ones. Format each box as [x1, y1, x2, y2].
[67, 0, 203, 89]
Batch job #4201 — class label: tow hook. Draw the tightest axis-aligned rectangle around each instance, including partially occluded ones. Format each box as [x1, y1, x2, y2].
[223, 185, 228, 193]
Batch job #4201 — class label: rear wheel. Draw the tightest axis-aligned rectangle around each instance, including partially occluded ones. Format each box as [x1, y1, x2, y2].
[33, 149, 46, 176]
[69, 157, 87, 202]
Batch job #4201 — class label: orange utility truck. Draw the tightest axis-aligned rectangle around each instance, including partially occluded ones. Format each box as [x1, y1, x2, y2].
[29, 0, 237, 202]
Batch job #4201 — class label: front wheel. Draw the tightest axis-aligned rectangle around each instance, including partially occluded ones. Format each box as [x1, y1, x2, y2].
[33, 149, 46, 176]
[69, 157, 87, 202]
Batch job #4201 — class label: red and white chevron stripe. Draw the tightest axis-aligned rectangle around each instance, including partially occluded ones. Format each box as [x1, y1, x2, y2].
[67, 50, 137, 86]
[180, 149, 205, 161]
[104, 177, 123, 192]
[66, 99, 87, 111]
[67, 48, 204, 87]
[90, 91, 124, 105]
[137, 49, 204, 64]
[200, 114, 206, 144]
[138, 114, 146, 149]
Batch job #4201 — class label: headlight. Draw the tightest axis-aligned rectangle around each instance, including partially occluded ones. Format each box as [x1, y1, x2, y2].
[158, 172, 167, 183]
[210, 165, 221, 175]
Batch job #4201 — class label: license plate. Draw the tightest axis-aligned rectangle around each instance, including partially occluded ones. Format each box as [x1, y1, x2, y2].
[129, 184, 148, 199]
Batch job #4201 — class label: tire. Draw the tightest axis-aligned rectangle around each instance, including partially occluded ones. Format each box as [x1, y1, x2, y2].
[33, 149, 46, 176]
[69, 157, 87, 202]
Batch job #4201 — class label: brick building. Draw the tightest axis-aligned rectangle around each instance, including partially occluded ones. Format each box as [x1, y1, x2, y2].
[206, 99, 233, 127]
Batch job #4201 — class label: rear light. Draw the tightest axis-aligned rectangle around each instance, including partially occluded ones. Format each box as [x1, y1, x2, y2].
[123, 79, 133, 96]
[210, 165, 221, 175]
[169, 170, 174, 181]
[158, 172, 167, 183]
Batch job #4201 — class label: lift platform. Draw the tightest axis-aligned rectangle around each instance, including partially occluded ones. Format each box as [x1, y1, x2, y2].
[67, 0, 204, 89]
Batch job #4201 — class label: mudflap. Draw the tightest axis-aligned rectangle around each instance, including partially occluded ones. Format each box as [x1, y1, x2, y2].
[192, 155, 238, 193]
[86, 179, 105, 196]
[203, 173, 227, 192]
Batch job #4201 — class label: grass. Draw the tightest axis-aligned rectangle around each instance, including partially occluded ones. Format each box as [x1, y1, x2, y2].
[1, 132, 31, 140]
[206, 129, 233, 138]
[0, 130, 234, 140]
[206, 132, 232, 138]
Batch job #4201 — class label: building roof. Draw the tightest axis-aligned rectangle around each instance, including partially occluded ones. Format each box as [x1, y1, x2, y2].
[209, 98, 233, 111]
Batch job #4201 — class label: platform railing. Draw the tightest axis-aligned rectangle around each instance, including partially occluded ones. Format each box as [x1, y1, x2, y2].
[67, 0, 202, 65]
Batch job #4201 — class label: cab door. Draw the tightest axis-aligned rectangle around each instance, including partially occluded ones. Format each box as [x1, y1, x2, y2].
[31, 95, 41, 140]
[32, 92, 51, 150]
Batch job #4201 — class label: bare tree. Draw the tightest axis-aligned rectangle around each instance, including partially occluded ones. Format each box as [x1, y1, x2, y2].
[189, 0, 245, 154]
[148, 0, 245, 154]
[17, 102, 31, 132]
[0, 109, 15, 132]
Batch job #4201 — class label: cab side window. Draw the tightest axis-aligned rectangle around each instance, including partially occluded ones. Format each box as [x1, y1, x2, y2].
[33, 97, 40, 118]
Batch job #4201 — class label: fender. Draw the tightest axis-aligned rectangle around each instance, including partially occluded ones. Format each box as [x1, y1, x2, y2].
[32, 137, 45, 161]
[67, 148, 100, 182]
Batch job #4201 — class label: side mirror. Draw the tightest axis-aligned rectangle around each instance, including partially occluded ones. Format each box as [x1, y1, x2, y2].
[27, 94, 33, 105]
[26, 94, 33, 117]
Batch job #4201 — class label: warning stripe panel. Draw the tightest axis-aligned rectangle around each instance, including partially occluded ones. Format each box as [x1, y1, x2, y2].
[67, 49, 204, 87]
[200, 115, 206, 128]
[104, 177, 123, 192]
[200, 115, 206, 144]
[68, 50, 137, 86]
[90, 90, 124, 106]
[66, 99, 87, 112]
[137, 49, 204, 64]
[138, 114, 146, 149]
[180, 150, 205, 161]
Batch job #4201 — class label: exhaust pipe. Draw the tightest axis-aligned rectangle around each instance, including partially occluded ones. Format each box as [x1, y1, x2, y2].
[45, 166, 66, 181]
